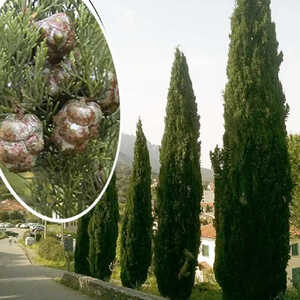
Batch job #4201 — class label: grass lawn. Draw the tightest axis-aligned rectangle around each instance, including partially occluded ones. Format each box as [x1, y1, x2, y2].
[111, 263, 222, 299]
[47, 224, 62, 234]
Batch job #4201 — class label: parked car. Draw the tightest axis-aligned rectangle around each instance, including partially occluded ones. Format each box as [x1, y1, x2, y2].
[20, 223, 29, 229]
[29, 223, 43, 230]
[3, 223, 14, 228]
[32, 225, 45, 232]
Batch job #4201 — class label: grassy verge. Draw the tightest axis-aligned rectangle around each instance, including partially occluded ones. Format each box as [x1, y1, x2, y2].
[111, 263, 219, 299]
[47, 224, 61, 234]
[0, 232, 7, 240]
[20, 236, 74, 272]
[285, 288, 300, 300]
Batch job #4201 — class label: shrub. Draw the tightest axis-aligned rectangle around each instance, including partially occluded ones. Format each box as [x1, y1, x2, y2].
[38, 237, 65, 262]
[22, 230, 32, 241]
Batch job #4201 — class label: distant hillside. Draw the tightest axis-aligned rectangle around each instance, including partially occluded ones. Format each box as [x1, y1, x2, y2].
[118, 133, 213, 184]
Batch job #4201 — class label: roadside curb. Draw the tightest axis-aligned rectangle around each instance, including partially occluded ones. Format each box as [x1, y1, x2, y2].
[18, 242, 33, 265]
[61, 271, 166, 300]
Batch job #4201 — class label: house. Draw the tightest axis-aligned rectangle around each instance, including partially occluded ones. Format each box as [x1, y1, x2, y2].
[195, 223, 216, 282]
[0, 199, 25, 212]
[198, 224, 216, 268]
[203, 190, 214, 203]
[287, 226, 300, 287]
[195, 223, 300, 287]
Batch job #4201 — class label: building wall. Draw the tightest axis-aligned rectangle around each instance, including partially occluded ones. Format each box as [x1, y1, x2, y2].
[203, 191, 214, 203]
[287, 238, 300, 287]
[198, 237, 215, 267]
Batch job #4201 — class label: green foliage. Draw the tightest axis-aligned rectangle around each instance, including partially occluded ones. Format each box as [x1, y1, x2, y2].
[120, 120, 152, 288]
[154, 48, 202, 300]
[9, 210, 25, 222]
[0, 232, 7, 239]
[38, 237, 65, 262]
[74, 212, 90, 275]
[285, 287, 300, 300]
[0, 0, 119, 218]
[288, 135, 300, 228]
[210, 1, 292, 299]
[88, 173, 119, 281]
[0, 211, 9, 222]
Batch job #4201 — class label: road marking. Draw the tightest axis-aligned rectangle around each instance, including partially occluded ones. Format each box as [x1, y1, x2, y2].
[0, 296, 22, 299]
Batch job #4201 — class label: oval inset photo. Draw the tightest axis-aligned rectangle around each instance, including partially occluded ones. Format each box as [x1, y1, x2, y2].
[0, 0, 120, 222]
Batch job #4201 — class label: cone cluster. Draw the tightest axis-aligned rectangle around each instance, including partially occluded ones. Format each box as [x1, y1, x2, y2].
[0, 13, 119, 172]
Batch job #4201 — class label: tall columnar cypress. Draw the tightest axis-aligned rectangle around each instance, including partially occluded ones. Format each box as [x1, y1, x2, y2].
[88, 173, 119, 281]
[210, 1, 292, 299]
[74, 212, 91, 276]
[120, 119, 152, 288]
[154, 49, 202, 300]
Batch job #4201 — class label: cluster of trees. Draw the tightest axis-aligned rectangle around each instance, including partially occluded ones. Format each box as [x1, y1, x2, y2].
[53, 0, 300, 299]
[0, 210, 25, 223]
[74, 173, 119, 280]
[74, 47, 201, 300]
[0, 2, 298, 299]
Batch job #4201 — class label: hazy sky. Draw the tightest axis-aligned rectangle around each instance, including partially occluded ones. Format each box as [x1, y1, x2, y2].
[93, 1, 299, 168]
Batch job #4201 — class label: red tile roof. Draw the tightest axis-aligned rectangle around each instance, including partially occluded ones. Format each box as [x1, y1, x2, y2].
[0, 199, 25, 211]
[201, 224, 216, 239]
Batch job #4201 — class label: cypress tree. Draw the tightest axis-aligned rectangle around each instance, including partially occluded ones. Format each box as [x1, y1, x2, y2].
[120, 119, 152, 288]
[88, 173, 119, 281]
[74, 212, 90, 276]
[210, 1, 292, 299]
[154, 48, 202, 300]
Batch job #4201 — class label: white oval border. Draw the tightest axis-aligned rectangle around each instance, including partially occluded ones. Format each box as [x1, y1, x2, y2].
[0, 0, 123, 223]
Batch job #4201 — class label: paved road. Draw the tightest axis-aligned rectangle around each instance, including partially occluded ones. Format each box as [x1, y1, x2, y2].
[0, 230, 92, 300]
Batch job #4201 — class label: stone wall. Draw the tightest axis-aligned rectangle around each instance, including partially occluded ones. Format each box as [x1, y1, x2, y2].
[61, 272, 166, 300]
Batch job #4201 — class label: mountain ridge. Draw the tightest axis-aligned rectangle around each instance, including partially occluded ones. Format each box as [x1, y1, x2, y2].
[118, 133, 213, 184]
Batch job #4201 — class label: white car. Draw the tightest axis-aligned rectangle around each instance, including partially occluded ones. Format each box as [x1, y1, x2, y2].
[32, 226, 45, 233]
[31, 224, 44, 231]
[20, 223, 29, 229]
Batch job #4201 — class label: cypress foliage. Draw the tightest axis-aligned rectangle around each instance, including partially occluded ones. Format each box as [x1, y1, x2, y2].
[154, 48, 202, 300]
[120, 119, 152, 288]
[0, 0, 119, 218]
[74, 212, 90, 276]
[88, 173, 119, 281]
[210, 1, 292, 299]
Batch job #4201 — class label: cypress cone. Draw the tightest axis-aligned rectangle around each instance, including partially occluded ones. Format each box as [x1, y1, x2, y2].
[0, 113, 44, 172]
